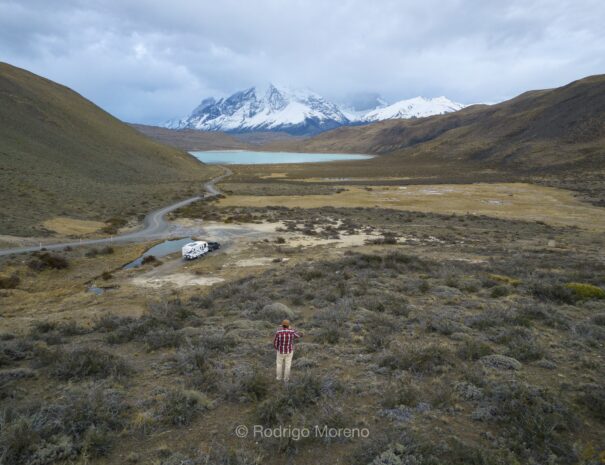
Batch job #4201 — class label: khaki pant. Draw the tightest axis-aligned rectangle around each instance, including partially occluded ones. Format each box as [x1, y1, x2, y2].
[276, 351, 294, 381]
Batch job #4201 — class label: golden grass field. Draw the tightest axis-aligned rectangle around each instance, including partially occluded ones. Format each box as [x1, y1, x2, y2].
[217, 181, 605, 231]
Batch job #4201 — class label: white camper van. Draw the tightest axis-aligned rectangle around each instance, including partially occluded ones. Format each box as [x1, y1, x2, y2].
[181, 241, 209, 260]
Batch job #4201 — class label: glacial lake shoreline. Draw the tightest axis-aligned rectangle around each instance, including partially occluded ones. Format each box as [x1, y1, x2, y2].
[189, 150, 373, 165]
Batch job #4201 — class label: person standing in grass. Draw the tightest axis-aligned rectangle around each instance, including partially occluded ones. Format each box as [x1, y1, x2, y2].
[273, 319, 302, 383]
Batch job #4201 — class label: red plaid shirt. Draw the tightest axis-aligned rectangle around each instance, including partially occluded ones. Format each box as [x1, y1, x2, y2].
[273, 327, 302, 354]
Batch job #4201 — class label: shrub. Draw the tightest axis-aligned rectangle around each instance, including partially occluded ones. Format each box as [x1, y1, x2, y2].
[486, 381, 578, 463]
[255, 302, 294, 323]
[366, 232, 398, 245]
[155, 388, 211, 426]
[101, 217, 127, 234]
[577, 384, 605, 421]
[488, 274, 521, 286]
[517, 303, 570, 329]
[230, 369, 271, 402]
[38, 347, 131, 380]
[315, 326, 345, 345]
[176, 347, 210, 374]
[104, 299, 197, 345]
[364, 331, 390, 352]
[571, 322, 605, 346]
[94, 314, 135, 332]
[490, 286, 510, 298]
[425, 317, 461, 336]
[0, 273, 19, 289]
[256, 373, 327, 425]
[141, 255, 158, 265]
[143, 329, 184, 351]
[0, 338, 34, 366]
[592, 313, 605, 326]
[564, 283, 605, 300]
[0, 384, 128, 465]
[467, 308, 528, 329]
[85, 248, 99, 258]
[457, 339, 493, 361]
[381, 381, 420, 409]
[531, 283, 576, 304]
[197, 331, 236, 352]
[379, 344, 454, 374]
[352, 433, 514, 465]
[196, 443, 264, 465]
[56, 320, 89, 336]
[496, 327, 545, 362]
[27, 252, 68, 271]
[175, 348, 219, 394]
[360, 293, 409, 316]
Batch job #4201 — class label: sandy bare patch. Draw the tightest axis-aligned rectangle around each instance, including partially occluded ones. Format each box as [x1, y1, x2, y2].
[259, 172, 289, 179]
[234, 257, 277, 267]
[287, 233, 375, 248]
[173, 219, 283, 235]
[42, 217, 105, 236]
[209, 221, 283, 233]
[298, 176, 416, 183]
[132, 273, 224, 288]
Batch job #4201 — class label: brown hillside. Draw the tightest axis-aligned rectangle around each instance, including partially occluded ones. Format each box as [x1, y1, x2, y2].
[0, 63, 218, 236]
[278, 75, 605, 174]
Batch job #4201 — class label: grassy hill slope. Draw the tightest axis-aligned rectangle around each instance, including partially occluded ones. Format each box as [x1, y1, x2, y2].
[288, 75, 605, 171]
[131, 124, 251, 151]
[0, 63, 219, 236]
[131, 124, 305, 150]
[259, 74, 605, 203]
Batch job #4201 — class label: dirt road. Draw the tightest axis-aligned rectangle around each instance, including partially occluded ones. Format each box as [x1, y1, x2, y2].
[0, 167, 232, 257]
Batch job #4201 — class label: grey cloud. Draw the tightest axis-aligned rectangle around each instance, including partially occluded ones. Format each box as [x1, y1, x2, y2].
[1, 0, 604, 123]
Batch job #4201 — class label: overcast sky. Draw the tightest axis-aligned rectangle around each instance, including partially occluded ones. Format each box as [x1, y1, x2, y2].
[1, 0, 604, 124]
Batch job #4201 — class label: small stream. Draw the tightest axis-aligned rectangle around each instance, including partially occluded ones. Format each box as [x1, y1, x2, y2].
[123, 237, 193, 269]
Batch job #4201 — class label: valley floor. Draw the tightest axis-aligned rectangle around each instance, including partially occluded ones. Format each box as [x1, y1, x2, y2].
[1, 163, 604, 465]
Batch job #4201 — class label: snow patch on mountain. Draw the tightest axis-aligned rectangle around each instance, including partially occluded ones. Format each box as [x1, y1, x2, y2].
[167, 84, 349, 135]
[361, 96, 466, 122]
[167, 86, 467, 135]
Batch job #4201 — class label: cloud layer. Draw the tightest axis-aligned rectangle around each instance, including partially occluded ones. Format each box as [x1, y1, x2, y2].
[1, 0, 604, 124]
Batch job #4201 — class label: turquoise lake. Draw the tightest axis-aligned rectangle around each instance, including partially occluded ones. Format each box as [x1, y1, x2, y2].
[189, 150, 373, 165]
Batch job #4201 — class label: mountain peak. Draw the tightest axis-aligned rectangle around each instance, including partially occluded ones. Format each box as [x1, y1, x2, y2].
[167, 86, 466, 134]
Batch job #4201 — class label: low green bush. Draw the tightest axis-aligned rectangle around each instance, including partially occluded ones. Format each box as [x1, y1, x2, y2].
[565, 282, 605, 300]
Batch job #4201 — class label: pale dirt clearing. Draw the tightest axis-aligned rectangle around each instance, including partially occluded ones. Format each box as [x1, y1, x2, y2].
[217, 182, 605, 231]
[172, 218, 284, 237]
[233, 257, 279, 267]
[131, 273, 224, 288]
[297, 176, 418, 182]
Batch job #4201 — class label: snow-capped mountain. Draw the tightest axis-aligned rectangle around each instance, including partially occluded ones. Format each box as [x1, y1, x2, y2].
[167, 86, 466, 135]
[167, 84, 350, 135]
[360, 96, 466, 122]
